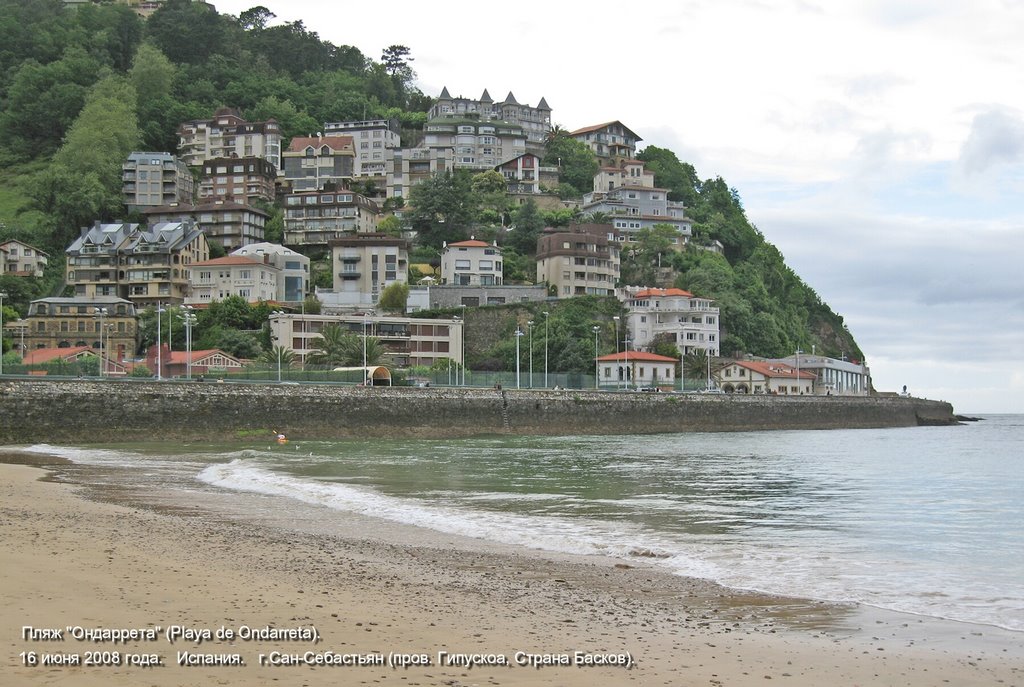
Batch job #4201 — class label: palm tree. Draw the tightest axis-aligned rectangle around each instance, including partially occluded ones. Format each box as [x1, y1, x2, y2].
[259, 345, 295, 368]
[683, 349, 709, 386]
[306, 323, 388, 367]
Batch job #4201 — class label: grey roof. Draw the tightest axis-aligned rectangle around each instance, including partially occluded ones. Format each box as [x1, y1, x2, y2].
[438, 86, 452, 99]
[503, 91, 520, 105]
[536, 96, 551, 111]
[480, 89, 493, 103]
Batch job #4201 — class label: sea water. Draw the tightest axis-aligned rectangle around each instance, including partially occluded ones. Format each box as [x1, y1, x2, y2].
[16, 415, 1024, 632]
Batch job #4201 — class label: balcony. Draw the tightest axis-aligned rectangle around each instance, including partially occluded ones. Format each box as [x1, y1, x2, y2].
[339, 272, 361, 279]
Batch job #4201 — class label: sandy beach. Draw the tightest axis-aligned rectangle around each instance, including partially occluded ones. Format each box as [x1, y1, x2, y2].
[1, 461, 1021, 687]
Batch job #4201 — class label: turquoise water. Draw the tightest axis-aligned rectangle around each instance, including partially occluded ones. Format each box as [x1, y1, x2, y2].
[18, 415, 1024, 632]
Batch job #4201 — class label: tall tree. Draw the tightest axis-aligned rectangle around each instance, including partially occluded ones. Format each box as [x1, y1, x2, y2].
[406, 170, 478, 249]
[543, 136, 598, 197]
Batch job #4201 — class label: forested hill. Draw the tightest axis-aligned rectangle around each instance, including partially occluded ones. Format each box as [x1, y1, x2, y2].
[0, 0, 863, 363]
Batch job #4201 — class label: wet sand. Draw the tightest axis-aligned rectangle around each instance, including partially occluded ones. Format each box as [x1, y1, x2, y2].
[1, 462, 1021, 686]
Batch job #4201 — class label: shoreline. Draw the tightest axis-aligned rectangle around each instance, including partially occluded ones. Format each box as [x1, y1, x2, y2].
[2, 458, 1021, 686]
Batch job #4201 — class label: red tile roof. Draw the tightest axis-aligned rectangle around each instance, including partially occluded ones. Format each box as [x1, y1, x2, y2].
[446, 240, 492, 248]
[730, 360, 816, 380]
[632, 288, 694, 298]
[22, 346, 96, 365]
[596, 351, 678, 363]
[191, 256, 264, 267]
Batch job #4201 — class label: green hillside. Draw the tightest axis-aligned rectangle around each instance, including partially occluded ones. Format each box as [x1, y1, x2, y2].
[0, 0, 862, 366]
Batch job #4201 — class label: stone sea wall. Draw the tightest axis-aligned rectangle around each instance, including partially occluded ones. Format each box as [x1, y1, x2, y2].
[0, 379, 958, 444]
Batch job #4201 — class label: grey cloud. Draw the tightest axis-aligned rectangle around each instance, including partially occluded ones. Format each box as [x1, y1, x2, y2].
[958, 108, 1024, 176]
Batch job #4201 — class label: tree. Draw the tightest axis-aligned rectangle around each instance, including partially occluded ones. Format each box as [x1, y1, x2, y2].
[683, 349, 709, 384]
[543, 136, 598, 197]
[130, 42, 175, 104]
[377, 215, 403, 237]
[258, 345, 295, 368]
[620, 224, 679, 287]
[0, 46, 103, 158]
[381, 44, 415, 89]
[637, 145, 700, 205]
[406, 170, 478, 249]
[145, 0, 226, 65]
[306, 324, 385, 367]
[237, 6, 275, 31]
[506, 199, 545, 255]
[378, 282, 409, 314]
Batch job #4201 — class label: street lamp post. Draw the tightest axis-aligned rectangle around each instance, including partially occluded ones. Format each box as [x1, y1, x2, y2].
[459, 304, 467, 386]
[183, 306, 196, 380]
[514, 327, 524, 389]
[155, 302, 164, 380]
[542, 311, 549, 388]
[795, 349, 803, 395]
[451, 315, 461, 386]
[592, 326, 600, 390]
[527, 320, 534, 388]
[612, 316, 621, 389]
[0, 290, 7, 376]
[95, 307, 107, 377]
[362, 316, 369, 386]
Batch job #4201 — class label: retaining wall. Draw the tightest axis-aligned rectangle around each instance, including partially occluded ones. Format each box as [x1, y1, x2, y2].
[0, 379, 958, 444]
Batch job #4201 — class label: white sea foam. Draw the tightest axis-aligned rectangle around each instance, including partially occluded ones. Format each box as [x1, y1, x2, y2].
[197, 459, 680, 562]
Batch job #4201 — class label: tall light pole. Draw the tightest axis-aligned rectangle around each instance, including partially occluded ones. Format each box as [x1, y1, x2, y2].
[156, 302, 164, 380]
[94, 307, 107, 377]
[0, 290, 7, 376]
[795, 349, 803, 395]
[613, 315, 620, 390]
[362, 316, 369, 386]
[452, 315, 461, 386]
[592, 325, 600, 390]
[459, 304, 467, 386]
[514, 327, 524, 389]
[680, 347, 685, 392]
[183, 306, 196, 380]
[527, 320, 534, 388]
[542, 311, 549, 388]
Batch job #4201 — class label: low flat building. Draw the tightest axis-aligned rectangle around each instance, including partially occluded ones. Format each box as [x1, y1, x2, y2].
[716, 360, 815, 395]
[406, 284, 548, 311]
[269, 312, 463, 369]
[770, 354, 871, 396]
[597, 350, 677, 390]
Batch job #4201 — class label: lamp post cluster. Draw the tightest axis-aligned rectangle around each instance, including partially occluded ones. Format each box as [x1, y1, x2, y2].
[514, 327, 524, 388]
[592, 326, 600, 390]
[182, 306, 197, 380]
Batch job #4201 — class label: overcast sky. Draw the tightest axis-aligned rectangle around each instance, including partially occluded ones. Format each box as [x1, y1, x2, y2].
[216, 0, 1024, 413]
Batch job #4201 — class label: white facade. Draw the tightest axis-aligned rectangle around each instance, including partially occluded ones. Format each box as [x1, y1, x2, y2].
[441, 240, 503, 286]
[623, 287, 720, 356]
[597, 351, 677, 390]
[187, 256, 280, 305]
[773, 354, 871, 396]
[327, 234, 409, 306]
[324, 119, 401, 178]
[231, 242, 310, 303]
[583, 183, 691, 244]
[717, 360, 815, 395]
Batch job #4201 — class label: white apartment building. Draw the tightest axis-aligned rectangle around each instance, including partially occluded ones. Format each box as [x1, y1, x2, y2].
[186, 255, 279, 305]
[231, 242, 309, 304]
[623, 287, 720, 357]
[268, 312, 463, 369]
[441, 239, 503, 286]
[324, 119, 401, 178]
[324, 233, 410, 307]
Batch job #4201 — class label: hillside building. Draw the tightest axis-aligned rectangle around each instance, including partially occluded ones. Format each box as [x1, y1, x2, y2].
[177, 107, 282, 171]
[122, 152, 194, 211]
